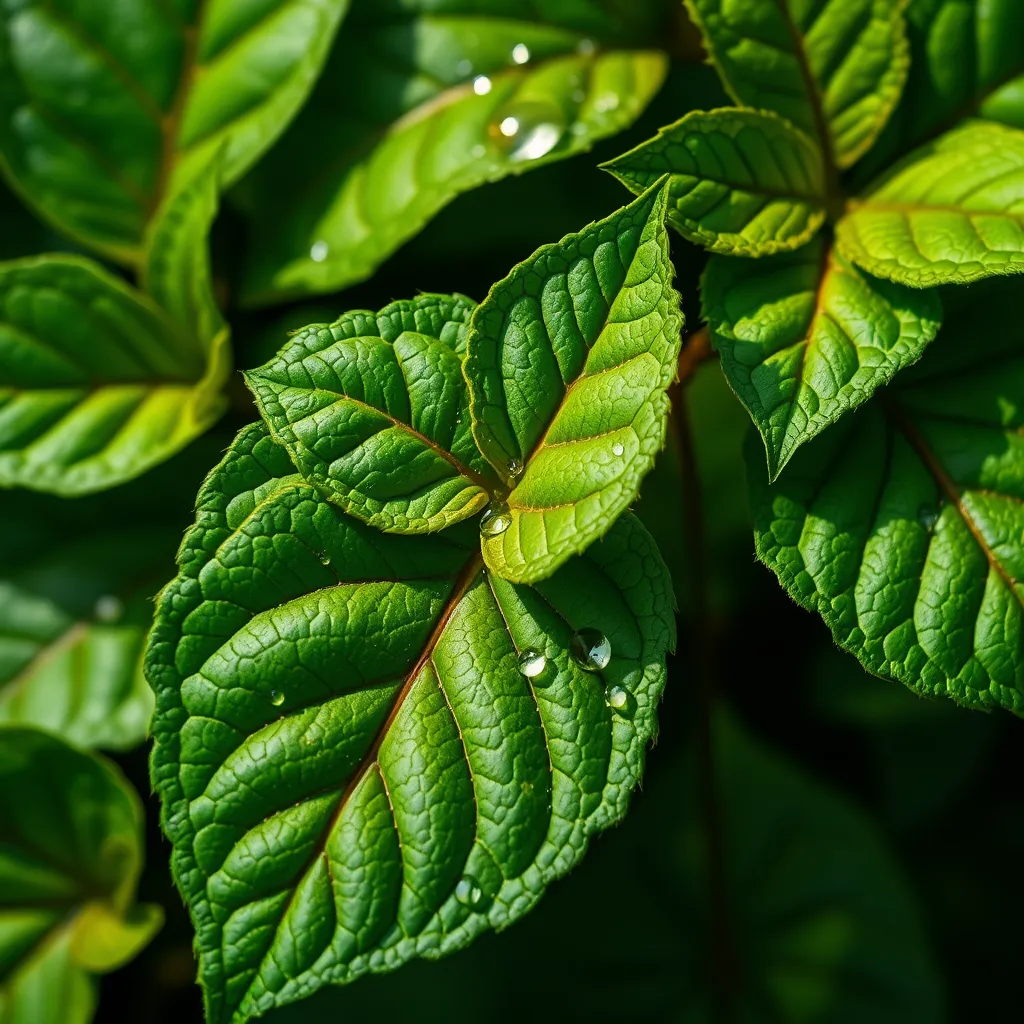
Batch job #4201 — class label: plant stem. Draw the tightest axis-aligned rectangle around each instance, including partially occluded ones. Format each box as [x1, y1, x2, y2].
[670, 380, 734, 1022]
[677, 324, 713, 384]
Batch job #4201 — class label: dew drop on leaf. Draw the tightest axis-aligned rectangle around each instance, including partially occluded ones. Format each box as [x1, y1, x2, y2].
[517, 648, 547, 678]
[318, 550, 331, 566]
[917, 503, 940, 530]
[94, 595, 123, 624]
[489, 100, 565, 162]
[480, 501, 512, 537]
[455, 876, 484, 908]
[507, 458, 523, 478]
[270, 690, 285, 706]
[571, 629, 612, 672]
[511, 43, 530, 64]
[612, 442, 624, 456]
[309, 240, 328, 262]
[607, 685, 628, 711]
[472, 75, 492, 96]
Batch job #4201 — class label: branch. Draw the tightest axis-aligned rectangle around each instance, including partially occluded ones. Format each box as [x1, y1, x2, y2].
[677, 324, 714, 385]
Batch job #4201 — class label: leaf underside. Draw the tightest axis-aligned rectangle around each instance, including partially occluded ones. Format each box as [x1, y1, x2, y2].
[837, 120, 1024, 286]
[684, 0, 909, 168]
[466, 181, 683, 584]
[703, 236, 942, 478]
[147, 422, 675, 1024]
[239, 5, 666, 304]
[603, 107, 827, 256]
[749, 281, 1024, 713]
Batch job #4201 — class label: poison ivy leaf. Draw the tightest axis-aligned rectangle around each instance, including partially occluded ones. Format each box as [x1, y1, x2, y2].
[861, 0, 1024, 179]
[0, 727, 163, 1023]
[147, 420, 674, 1024]
[0, 255, 227, 494]
[838, 120, 1024, 286]
[246, 294, 502, 534]
[703, 237, 943, 479]
[466, 181, 682, 584]
[749, 279, 1024, 713]
[237, 2, 667, 304]
[0, 0, 350, 260]
[0, 440, 209, 748]
[684, 0, 909, 169]
[265, 712, 943, 1024]
[602, 107, 826, 256]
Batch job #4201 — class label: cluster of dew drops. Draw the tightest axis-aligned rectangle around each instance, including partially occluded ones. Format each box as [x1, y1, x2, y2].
[306, 37, 620, 266]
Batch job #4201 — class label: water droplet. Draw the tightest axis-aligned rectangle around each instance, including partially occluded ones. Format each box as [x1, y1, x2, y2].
[594, 93, 620, 113]
[507, 458, 523, 478]
[310, 240, 329, 262]
[571, 629, 612, 672]
[518, 648, 547, 678]
[511, 43, 530, 64]
[472, 75, 492, 96]
[471, 144, 486, 158]
[94, 595, 123, 624]
[455, 876, 484, 907]
[918, 503, 940, 530]
[489, 100, 565, 162]
[577, 38, 596, 56]
[456, 58, 473, 76]
[607, 686, 628, 711]
[318, 550, 331, 566]
[480, 501, 512, 537]
[270, 690, 285, 706]
[612, 442, 624, 457]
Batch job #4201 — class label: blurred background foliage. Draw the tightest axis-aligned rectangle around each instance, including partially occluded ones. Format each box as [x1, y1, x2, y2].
[0, 0, 1021, 1020]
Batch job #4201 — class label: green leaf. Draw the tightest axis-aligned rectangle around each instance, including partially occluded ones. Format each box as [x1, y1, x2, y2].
[603, 107, 827, 256]
[0, 727, 162, 1023]
[704, 237, 943, 479]
[264, 711, 944, 1024]
[237, 4, 667, 305]
[0, 255, 227, 494]
[0, 443, 208, 748]
[861, 0, 1024, 179]
[0, 0, 350, 260]
[684, 0, 909, 169]
[837, 120, 1024, 286]
[748, 279, 1024, 713]
[147, 421, 674, 1024]
[466, 181, 682, 584]
[245, 294, 503, 534]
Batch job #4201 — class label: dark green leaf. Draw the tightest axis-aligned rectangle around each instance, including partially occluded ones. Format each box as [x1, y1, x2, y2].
[466, 181, 682, 583]
[684, 0, 909, 169]
[147, 421, 674, 1024]
[246, 294, 502, 534]
[703, 237, 942, 478]
[749, 279, 1024, 713]
[0, 255, 228, 494]
[836, 120, 1024, 286]
[0, 727, 162, 1022]
[0, 0, 350, 259]
[603, 107, 827, 256]
[237, 3, 667, 304]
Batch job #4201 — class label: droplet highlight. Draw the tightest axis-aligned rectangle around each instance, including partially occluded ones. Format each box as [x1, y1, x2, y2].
[270, 690, 285, 706]
[571, 629, 612, 672]
[518, 648, 547, 678]
[455, 876, 484, 907]
[472, 75, 492, 96]
[94, 595, 123, 624]
[507, 458, 523, 478]
[318, 550, 331, 566]
[310, 240, 329, 262]
[490, 100, 565, 162]
[612, 442, 624, 457]
[480, 501, 512, 537]
[607, 686, 628, 711]
[511, 43, 530, 64]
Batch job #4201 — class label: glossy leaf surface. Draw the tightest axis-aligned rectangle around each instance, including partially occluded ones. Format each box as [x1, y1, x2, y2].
[466, 182, 682, 583]
[837, 121, 1024, 286]
[0, 0, 349, 259]
[238, 1, 667, 304]
[247, 294, 501, 534]
[704, 237, 942, 478]
[684, 0, 909, 169]
[0, 256, 226, 494]
[0, 728, 162, 1022]
[749, 281, 1024, 713]
[603, 107, 826, 256]
[147, 422, 674, 1024]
